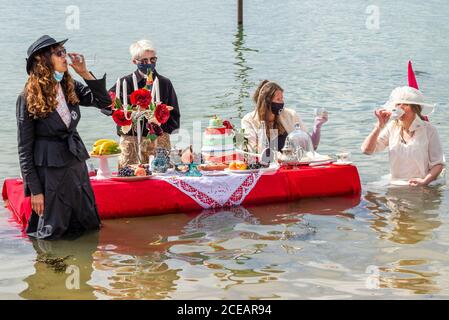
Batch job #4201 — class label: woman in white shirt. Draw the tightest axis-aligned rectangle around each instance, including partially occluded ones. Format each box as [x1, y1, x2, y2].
[241, 80, 328, 153]
[361, 86, 445, 186]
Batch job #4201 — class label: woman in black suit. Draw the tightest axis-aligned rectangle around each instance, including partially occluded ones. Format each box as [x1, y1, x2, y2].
[17, 35, 112, 239]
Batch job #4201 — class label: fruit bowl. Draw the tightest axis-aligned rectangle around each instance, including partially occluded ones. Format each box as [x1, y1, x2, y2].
[111, 164, 153, 181]
[90, 153, 120, 180]
[90, 139, 121, 179]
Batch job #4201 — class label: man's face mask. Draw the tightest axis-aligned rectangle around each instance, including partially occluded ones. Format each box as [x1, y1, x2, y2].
[137, 62, 156, 75]
[271, 102, 284, 115]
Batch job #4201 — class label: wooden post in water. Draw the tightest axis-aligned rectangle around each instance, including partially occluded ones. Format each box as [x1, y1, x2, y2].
[238, 0, 243, 25]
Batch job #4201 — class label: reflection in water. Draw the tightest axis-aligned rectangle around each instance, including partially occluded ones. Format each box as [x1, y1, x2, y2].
[365, 186, 442, 244]
[18, 188, 445, 298]
[20, 232, 99, 300]
[67, 197, 358, 299]
[232, 25, 258, 118]
[215, 25, 258, 118]
[364, 186, 444, 295]
[91, 251, 180, 300]
[378, 259, 440, 295]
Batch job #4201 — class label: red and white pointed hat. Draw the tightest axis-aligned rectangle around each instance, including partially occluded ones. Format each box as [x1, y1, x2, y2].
[408, 60, 419, 90]
[382, 61, 435, 116]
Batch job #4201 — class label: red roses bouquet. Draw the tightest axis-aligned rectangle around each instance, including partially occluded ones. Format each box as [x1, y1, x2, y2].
[130, 89, 152, 110]
[110, 80, 173, 141]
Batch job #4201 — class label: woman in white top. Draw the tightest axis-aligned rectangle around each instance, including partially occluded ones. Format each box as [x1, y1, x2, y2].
[361, 86, 445, 186]
[241, 80, 328, 153]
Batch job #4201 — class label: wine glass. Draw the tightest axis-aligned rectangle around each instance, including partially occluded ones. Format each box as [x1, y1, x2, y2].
[314, 107, 328, 118]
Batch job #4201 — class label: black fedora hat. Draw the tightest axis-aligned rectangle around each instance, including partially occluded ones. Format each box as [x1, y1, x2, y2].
[26, 35, 68, 74]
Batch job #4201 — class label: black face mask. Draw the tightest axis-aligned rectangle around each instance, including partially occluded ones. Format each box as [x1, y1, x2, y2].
[137, 62, 156, 75]
[271, 102, 284, 115]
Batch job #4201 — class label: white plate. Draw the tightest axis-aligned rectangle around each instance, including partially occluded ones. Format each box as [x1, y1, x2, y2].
[333, 161, 353, 166]
[110, 175, 153, 181]
[152, 168, 175, 175]
[152, 172, 169, 176]
[297, 155, 333, 165]
[279, 154, 334, 165]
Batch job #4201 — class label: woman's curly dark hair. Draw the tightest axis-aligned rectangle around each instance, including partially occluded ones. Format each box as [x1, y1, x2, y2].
[25, 45, 79, 119]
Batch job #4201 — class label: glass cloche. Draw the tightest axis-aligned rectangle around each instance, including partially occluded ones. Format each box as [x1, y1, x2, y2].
[287, 123, 315, 160]
[286, 123, 314, 159]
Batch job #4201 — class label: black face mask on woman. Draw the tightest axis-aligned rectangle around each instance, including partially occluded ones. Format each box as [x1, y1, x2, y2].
[271, 102, 284, 115]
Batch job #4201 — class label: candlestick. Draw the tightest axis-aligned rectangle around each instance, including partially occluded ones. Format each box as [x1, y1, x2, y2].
[122, 80, 128, 106]
[115, 78, 120, 102]
[137, 118, 143, 163]
[132, 73, 138, 92]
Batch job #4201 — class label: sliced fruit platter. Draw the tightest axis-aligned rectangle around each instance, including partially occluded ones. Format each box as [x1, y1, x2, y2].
[111, 164, 153, 181]
[224, 160, 276, 174]
[90, 139, 121, 157]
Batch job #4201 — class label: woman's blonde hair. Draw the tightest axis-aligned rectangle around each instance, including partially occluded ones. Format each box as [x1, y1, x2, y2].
[25, 46, 79, 119]
[410, 104, 426, 120]
[253, 80, 286, 137]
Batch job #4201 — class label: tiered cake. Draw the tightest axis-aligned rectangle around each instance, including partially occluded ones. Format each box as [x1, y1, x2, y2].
[201, 116, 238, 164]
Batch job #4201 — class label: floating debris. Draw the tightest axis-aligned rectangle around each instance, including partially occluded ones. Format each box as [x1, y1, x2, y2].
[36, 253, 72, 273]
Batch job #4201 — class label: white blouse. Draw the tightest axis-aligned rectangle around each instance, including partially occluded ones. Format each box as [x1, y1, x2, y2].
[241, 108, 307, 153]
[374, 116, 445, 180]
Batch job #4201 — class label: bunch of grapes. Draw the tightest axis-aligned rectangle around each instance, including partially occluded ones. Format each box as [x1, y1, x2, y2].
[247, 161, 269, 170]
[118, 166, 134, 177]
[247, 163, 261, 170]
[140, 164, 152, 176]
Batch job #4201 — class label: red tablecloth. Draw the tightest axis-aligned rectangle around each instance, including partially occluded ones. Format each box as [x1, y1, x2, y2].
[2, 165, 361, 228]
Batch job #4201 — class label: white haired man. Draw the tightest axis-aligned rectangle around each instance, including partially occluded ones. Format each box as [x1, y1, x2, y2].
[109, 39, 180, 167]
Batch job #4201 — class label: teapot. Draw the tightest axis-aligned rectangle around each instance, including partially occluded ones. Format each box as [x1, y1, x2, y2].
[151, 147, 169, 173]
[280, 138, 304, 164]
